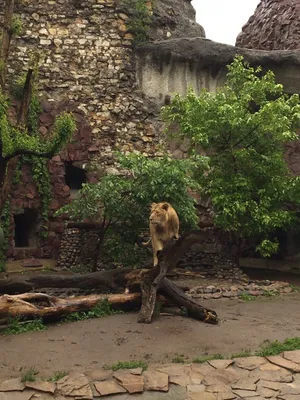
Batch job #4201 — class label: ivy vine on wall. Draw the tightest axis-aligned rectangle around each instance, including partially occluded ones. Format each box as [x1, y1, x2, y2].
[121, 0, 153, 45]
[12, 76, 52, 239]
[0, 197, 11, 272]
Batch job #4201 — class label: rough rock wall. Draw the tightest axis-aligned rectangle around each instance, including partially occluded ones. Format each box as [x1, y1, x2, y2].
[136, 38, 300, 105]
[236, 0, 300, 50]
[0, 0, 205, 260]
[150, 0, 205, 41]
[1, 0, 163, 259]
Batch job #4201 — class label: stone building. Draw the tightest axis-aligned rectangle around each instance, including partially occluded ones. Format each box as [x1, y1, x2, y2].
[1, 0, 300, 268]
[0, 0, 206, 260]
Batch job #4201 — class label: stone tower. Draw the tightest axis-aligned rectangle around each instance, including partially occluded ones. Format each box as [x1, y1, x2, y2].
[236, 0, 300, 50]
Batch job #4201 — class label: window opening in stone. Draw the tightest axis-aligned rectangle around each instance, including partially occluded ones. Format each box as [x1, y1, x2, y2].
[14, 209, 39, 248]
[65, 162, 87, 198]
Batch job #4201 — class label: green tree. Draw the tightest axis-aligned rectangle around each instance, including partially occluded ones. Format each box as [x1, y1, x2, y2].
[162, 55, 300, 257]
[56, 153, 201, 270]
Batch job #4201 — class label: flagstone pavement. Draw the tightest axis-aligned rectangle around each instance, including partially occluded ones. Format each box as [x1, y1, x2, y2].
[2, 351, 300, 399]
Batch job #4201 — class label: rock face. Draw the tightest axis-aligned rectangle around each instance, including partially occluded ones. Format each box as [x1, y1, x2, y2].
[149, 0, 205, 41]
[236, 0, 300, 50]
[0, 0, 163, 259]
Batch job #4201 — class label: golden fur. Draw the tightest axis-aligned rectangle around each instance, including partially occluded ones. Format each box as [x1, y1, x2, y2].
[143, 202, 179, 266]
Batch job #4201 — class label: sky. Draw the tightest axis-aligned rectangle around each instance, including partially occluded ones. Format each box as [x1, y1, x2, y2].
[191, 0, 260, 46]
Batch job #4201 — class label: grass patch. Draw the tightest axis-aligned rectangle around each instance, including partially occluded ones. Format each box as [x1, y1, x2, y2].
[21, 367, 39, 382]
[239, 293, 257, 301]
[104, 360, 148, 372]
[191, 337, 300, 365]
[262, 289, 279, 298]
[231, 350, 252, 358]
[3, 317, 46, 336]
[172, 355, 186, 364]
[256, 337, 300, 357]
[48, 370, 68, 382]
[62, 299, 122, 323]
[193, 354, 224, 364]
[289, 284, 300, 292]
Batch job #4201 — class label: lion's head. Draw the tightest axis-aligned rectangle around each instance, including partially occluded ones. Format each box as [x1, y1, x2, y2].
[149, 202, 170, 226]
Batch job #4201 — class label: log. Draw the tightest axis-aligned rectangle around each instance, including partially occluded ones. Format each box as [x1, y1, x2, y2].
[0, 230, 219, 325]
[0, 292, 142, 324]
[161, 278, 218, 324]
[136, 230, 219, 325]
[0, 268, 134, 295]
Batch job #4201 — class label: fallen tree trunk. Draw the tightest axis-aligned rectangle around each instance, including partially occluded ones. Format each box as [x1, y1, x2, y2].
[0, 230, 220, 325]
[0, 267, 203, 296]
[0, 292, 142, 324]
[0, 268, 134, 295]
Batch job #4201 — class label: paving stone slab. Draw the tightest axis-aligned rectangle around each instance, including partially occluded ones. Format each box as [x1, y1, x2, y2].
[277, 395, 300, 400]
[84, 370, 111, 382]
[56, 373, 93, 399]
[94, 380, 126, 396]
[113, 371, 144, 394]
[156, 364, 191, 377]
[190, 364, 214, 377]
[231, 377, 257, 391]
[256, 386, 277, 398]
[188, 392, 216, 400]
[283, 350, 300, 364]
[259, 380, 286, 391]
[205, 384, 230, 394]
[25, 381, 56, 394]
[216, 391, 236, 400]
[249, 367, 293, 382]
[266, 356, 300, 372]
[100, 384, 187, 400]
[232, 389, 259, 398]
[207, 360, 234, 370]
[156, 365, 192, 387]
[188, 370, 204, 385]
[234, 357, 266, 371]
[128, 368, 143, 376]
[258, 362, 281, 371]
[31, 394, 55, 399]
[279, 382, 300, 396]
[187, 384, 206, 394]
[143, 370, 169, 392]
[0, 378, 25, 392]
[243, 397, 263, 400]
[202, 369, 239, 386]
[0, 391, 35, 400]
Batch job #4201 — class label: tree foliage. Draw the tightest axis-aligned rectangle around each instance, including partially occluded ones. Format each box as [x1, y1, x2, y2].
[162, 55, 300, 256]
[56, 153, 200, 266]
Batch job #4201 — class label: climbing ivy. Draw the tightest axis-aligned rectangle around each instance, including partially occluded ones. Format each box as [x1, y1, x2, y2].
[0, 197, 11, 272]
[121, 0, 153, 45]
[11, 78, 52, 238]
[22, 155, 51, 238]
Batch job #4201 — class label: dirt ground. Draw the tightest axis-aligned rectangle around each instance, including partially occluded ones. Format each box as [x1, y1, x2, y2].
[1, 292, 300, 381]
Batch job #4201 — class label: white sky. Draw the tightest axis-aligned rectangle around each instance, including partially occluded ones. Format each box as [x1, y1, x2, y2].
[191, 0, 260, 45]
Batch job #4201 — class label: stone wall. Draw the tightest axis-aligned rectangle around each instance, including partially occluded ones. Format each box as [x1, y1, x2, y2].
[2, 0, 300, 265]
[57, 227, 100, 269]
[136, 38, 300, 107]
[1, 0, 164, 259]
[236, 0, 300, 50]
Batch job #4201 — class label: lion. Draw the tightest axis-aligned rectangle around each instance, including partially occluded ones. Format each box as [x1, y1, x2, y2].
[142, 202, 180, 266]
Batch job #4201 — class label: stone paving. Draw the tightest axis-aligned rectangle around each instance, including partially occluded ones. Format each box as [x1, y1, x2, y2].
[2, 351, 300, 399]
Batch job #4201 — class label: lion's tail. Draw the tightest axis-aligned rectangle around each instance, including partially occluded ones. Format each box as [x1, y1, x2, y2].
[141, 238, 151, 247]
